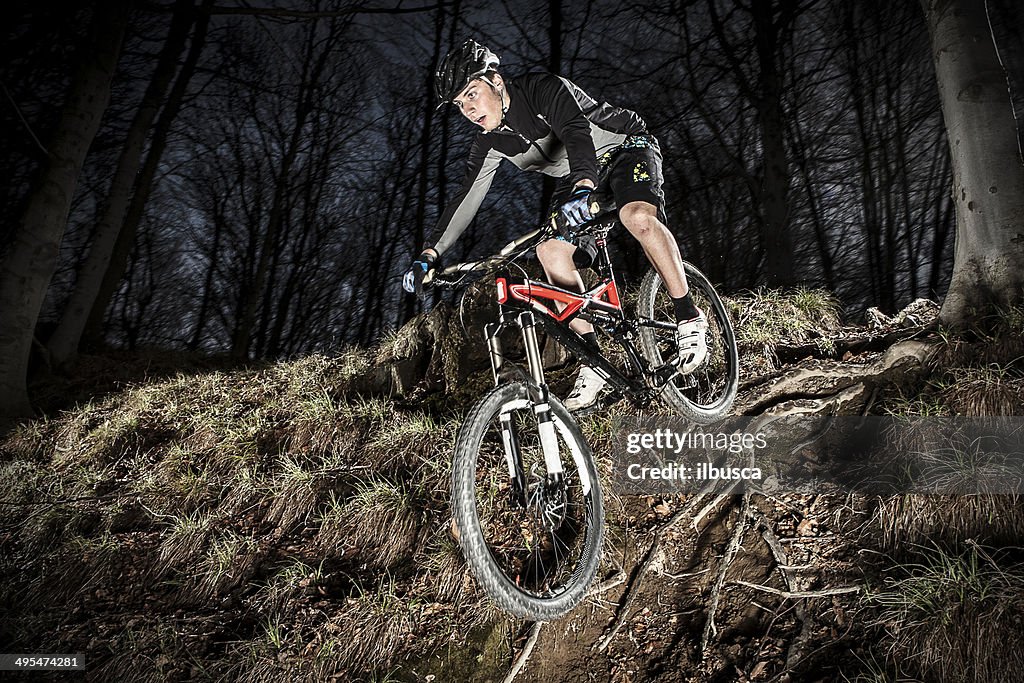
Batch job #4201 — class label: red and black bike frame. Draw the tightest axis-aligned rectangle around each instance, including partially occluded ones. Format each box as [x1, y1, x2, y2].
[481, 226, 673, 408]
[475, 224, 680, 512]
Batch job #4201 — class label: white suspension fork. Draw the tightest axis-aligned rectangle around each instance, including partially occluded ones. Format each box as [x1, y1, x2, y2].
[517, 312, 564, 477]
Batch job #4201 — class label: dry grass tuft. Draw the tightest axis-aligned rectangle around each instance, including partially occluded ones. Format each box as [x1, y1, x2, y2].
[877, 416, 1024, 494]
[728, 287, 842, 373]
[421, 534, 472, 604]
[252, 558, 325, 615]
[875, 494, 1024, 549]
[263, 454, 321, 532]
[367, 410, 443, 469]
[931, 303, 1024, 369]
[287, 387, 364, 461]
[870, 544, 1024, 682]
[325, 577, 435, 674]
[187, 529, 261, 604]
[157, 510, 215, 578]
[313, 491, 353, 558]
[30, 533, 122, 605]
[935, 365, 1024, 416]
[339, 477, 427, 569]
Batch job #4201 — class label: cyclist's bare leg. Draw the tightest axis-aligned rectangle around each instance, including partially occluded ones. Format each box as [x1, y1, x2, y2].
[618, 201, 689, 298]
[535, 239, 593, 337]
[537, 238, 607, 408]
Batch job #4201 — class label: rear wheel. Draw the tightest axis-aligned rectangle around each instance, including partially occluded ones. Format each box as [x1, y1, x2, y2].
[452, 381, 603, 620]
[636, 265, 739, 423]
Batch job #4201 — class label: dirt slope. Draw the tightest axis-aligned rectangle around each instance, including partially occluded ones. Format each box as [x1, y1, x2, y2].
[2, 292, 1022, 682]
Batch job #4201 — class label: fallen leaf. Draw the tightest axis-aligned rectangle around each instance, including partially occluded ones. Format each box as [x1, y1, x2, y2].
[797, 518, 818, 536]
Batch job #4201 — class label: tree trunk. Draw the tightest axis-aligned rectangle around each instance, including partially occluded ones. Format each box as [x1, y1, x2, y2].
[0, 1, 130, 419]
[188, 204, 226, 351]
[230, 23, 333, 361]
[82, 0, 213, 349]
[922, 0, 1024, 325]
[538, 0, 563, 227]
[752, 0, 797, 288]
[46, 0, 194, 368]
[401, 5, 448, 326]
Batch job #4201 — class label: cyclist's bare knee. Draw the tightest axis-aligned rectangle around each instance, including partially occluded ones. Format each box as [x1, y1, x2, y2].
[537, 239, 577, 269]
[537, 239, 585, 292]
[619, 201, 660, 238]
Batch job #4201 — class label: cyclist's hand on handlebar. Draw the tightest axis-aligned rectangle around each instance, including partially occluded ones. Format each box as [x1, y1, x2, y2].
[402, 251, 436, 297]
[560, 186, 594, 229]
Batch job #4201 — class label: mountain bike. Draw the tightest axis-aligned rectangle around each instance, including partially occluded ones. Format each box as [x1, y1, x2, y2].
[425, 208, 739, 620]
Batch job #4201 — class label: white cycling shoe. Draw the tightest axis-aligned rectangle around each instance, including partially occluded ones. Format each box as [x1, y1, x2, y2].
[564, 366, 607, 411]
[676, 309, 709, 374]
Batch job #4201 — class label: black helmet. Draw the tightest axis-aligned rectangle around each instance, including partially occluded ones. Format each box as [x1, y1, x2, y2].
[435, 39, 500, 104]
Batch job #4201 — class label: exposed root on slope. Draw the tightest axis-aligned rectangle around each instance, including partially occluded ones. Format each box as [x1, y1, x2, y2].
[737, 339, 936, 416]
[595, 478, 726, 652]
[700, 491, 753, 653]
[503, 622, 543, 683]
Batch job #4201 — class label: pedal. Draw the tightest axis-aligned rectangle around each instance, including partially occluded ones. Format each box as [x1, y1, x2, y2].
[571, 390, 623, 416]
[653, 364, 695, 388]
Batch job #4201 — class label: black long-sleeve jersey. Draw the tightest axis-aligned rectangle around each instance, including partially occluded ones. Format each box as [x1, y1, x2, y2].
[426, 71, 648, 257]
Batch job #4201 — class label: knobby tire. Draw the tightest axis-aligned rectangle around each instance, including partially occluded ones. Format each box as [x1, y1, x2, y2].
[637, 265, 739, 424]
[452, 382, 604, 621]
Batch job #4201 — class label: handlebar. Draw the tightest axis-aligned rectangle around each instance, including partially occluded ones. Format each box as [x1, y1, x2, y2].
[422, 198, 613, 288]
[423, 227, 547, 288]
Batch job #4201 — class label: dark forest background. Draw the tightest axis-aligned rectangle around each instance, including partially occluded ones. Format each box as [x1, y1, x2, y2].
[3, 0, 1022, 362]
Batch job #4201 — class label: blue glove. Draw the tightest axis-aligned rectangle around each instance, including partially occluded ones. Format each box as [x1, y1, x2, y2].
[402, 252, 435, 296]
[560, 186, 593, 229]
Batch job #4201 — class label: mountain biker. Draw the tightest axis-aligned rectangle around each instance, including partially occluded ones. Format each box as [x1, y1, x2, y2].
[403, 39, 707, 410]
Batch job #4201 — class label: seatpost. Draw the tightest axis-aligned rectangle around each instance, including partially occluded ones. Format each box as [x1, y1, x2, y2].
[594, 227, 619, 293]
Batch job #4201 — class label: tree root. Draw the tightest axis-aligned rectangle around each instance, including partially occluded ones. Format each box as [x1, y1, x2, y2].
[500, 572, 627, 681]
[594, 479, 723, 651]
[502, 621, 543, 683]
[563, 336, 934, 670]
[737, 339, 936, 416]
[700, 491, 752, 653]
[772, 326, 930, 365]
[730, 580, 861, 600]
[587, 570, 626, 598]
[693, 481, 740, 528]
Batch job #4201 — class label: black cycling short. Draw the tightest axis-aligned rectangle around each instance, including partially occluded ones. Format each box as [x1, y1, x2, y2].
[594, 133, 668, 223]
[543, 134, 667, 267]
[545, 133, 668, 231]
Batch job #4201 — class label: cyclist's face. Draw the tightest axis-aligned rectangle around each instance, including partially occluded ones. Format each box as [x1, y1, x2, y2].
[453, 76, 503, 131]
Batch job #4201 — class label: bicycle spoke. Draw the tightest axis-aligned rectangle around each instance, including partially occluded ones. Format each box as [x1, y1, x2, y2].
[637, 267, 739, 422]
[470, 399, 596, 599]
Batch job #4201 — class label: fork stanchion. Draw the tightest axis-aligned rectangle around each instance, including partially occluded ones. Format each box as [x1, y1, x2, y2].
[516, 310, 565, 479]
[518, 311, 546, 390]
[485, 322, 504, 386]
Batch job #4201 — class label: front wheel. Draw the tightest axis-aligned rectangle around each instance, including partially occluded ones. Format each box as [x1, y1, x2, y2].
[452, 382, 603, 621]
[637, 264, 739, 424]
